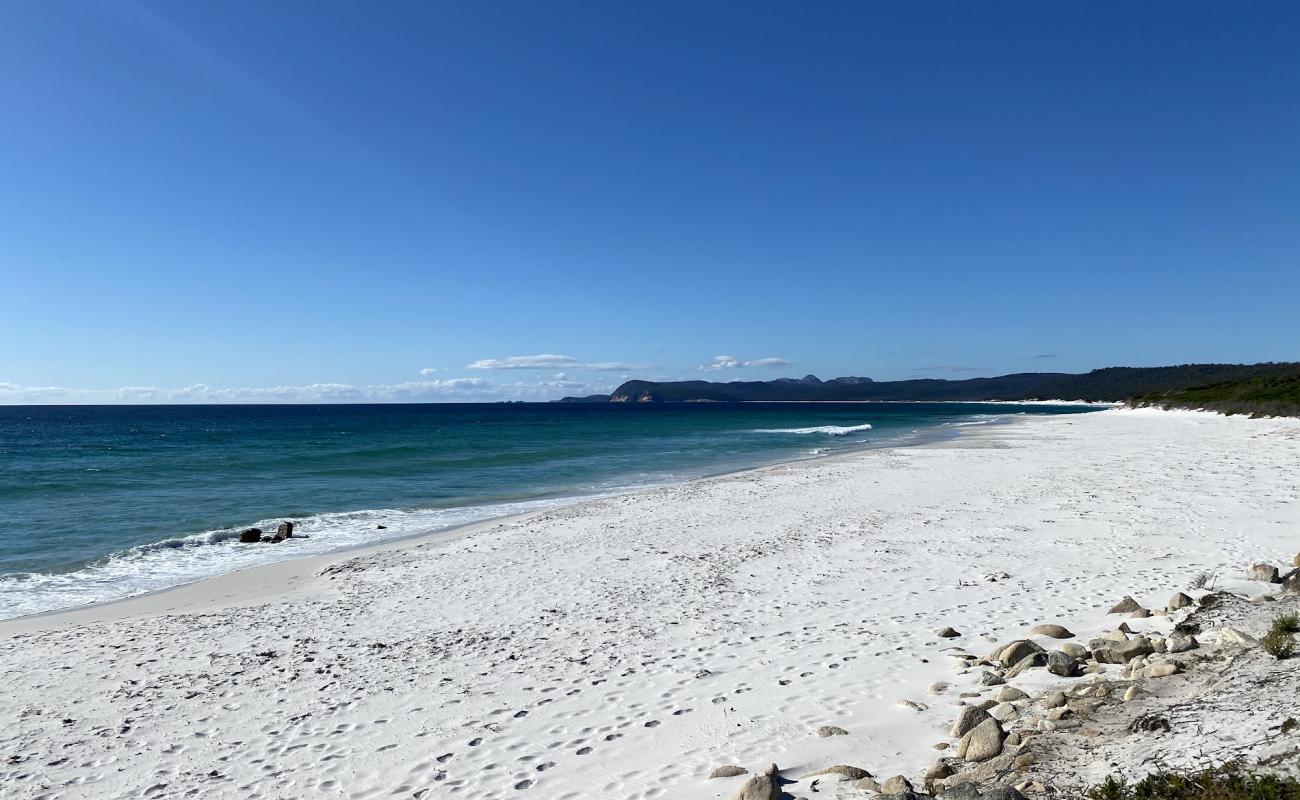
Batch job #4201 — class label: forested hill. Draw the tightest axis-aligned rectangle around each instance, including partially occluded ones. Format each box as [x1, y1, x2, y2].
[558, 363, 1300, 405]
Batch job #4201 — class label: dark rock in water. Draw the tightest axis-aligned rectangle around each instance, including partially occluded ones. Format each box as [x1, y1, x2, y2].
[377, 524, 387, 529]
[238, 527, 263, 544]
[1047, 650, 1080, 677]
[273, 521, 294, 541]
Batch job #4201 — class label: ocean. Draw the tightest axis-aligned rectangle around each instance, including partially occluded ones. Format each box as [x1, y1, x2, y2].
[0, 402, 1101, 619]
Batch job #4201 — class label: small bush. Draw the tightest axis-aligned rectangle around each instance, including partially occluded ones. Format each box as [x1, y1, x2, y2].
[1261, 628, 1296, 660]
[1085, 763, 1300, 799]
[1191, 571, 1217, 590]
[1271, 612, 1300, 634]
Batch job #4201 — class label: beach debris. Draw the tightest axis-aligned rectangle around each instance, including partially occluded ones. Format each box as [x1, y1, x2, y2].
[1168, 592, 1194, 610]
[804, 764, 871, 780]
[273, 521, 294, 542]
[709, 765, 748, 778]
[1047, 650, 1080, 677]
[937, 626, 962, 638]
[1029, 623, 1074, 639]
[957, 718, 1005, 762]
[881, 775, 914, 794]
[1128, 713, 1171, 733]
[1107, 596, 1144, 614]
[816, 725, 848, 737]
[238, 527, 263, 543]
[950, 705, 992, 738]
[1247, 563, 1280, 582]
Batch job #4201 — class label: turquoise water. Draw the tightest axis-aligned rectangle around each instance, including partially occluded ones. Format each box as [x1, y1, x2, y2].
[0, 402, 1100, 618]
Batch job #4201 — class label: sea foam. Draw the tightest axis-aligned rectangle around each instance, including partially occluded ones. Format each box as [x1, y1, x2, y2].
[754, 423, 874, 436]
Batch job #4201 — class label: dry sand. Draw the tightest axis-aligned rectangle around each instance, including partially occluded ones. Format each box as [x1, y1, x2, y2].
[1, 408, 1297, 799]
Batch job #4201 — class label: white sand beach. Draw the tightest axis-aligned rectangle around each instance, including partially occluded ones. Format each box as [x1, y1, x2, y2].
[2, 408, 1298, 800]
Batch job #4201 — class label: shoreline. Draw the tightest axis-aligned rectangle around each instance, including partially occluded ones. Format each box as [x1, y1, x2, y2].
[0, 410, 990, 632]
[3, 407, 1295, 800]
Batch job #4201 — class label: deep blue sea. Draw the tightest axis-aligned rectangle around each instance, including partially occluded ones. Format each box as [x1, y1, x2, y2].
[0, 402, 1100, 619]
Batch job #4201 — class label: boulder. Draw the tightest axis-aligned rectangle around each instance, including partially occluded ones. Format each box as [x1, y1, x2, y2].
[1029, 624, 1074, 639]
[1283, 568, 1300, 595]
[1130, 609, 1152, 619]
[854, 776, 882, 792]
[1107, 596, 1144, 614]
[1059, 642, 1088, 659]
[1168, 592, 1194, 611]
[995, 686, 1028, 703]
[709, 766, 747, 778]
[979, 671, 1005, 686]
[958, 718, 1005, 763]
[806, 764, 871, 780]
[924, 761, 955, 780]
[1047, 650, 1080, 677]
[730, 764, 780, 800]
[1167, 635, 1199, 653]
[1041, 691, 1067, 709]
[273, 521, 294, 542]
[937, 626, 961, 638]
[989, 702, 1018, 722]
[816, 725, 848, 737]
[983, 788, 1029, 800]
[996, 640, 1045, 667]
[928, 682, 951, 695]
[881, 775, 914, 794]
[950, 705, 992, 738]
[1247, 563, 1280, 583]
[941, 785, 983, 800]
[1294, 554, 1300, 568]
[1093, 636, 1154, 664]
[1005, 652, 1047, 678]
[1217, 627, 1258, 647]
[238, 527, 263, 543]
[1145, 662, 1180, 678]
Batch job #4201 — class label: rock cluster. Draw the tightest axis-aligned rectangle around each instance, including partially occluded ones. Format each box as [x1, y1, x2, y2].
[238, 521, 296, 544]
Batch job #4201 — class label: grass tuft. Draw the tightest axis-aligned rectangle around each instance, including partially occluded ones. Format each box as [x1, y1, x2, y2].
[1085, 764, 1300, 799]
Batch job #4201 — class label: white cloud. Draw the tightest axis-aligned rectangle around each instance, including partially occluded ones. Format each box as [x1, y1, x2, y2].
[0, 377, 592, 405]
[697, 355, 793, 372]
[467, 354, 643, 371]
[418, 367, 437, 376]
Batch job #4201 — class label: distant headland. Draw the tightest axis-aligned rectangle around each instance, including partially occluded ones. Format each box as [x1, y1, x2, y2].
[561, 363, 1300, 416]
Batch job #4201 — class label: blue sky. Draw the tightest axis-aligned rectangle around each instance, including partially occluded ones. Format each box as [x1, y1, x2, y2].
[2, 1, 1297, 402]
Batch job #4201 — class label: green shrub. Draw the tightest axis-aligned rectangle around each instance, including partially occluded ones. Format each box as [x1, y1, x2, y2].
[1271, 612, 1300, 634]
[1261, 628, 1296, 659]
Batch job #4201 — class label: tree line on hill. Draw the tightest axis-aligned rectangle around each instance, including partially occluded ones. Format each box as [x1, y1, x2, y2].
[558, 363, 1300, 416]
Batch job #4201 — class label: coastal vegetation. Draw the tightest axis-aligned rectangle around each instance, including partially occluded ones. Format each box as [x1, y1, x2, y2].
[564, 363, 1300, 410]
[1086, 765, 1300, 800]
[1130, 368, 1300, 418]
